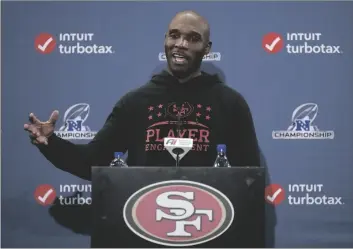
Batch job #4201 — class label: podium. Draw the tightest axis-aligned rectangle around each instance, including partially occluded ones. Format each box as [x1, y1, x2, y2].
[91, 166, 265, 248]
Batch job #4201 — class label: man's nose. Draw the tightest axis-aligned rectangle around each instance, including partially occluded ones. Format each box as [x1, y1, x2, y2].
[175, 38, 188, 48]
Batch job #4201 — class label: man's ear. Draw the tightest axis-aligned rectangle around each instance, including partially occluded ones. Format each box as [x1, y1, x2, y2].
[204, 41, 212, 55]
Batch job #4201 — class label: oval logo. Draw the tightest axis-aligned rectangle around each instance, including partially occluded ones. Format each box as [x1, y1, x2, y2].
[167, 102, 194, 119]
[123, 180, 235, 247]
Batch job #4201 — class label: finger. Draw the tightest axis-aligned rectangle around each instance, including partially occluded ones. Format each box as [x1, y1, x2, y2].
[24, 124, 39, 136]
[31, 138, 39, 145]
[48, 110, 59, 124]
[36, 136, 48, 145]
[29, 130, 42, 140]
[29, 132, 42, 141]
[24, 123, 38, 131]
[32, 138, 47, 145]
[29, 113, 41, 124]
[29, 134, 39, 144]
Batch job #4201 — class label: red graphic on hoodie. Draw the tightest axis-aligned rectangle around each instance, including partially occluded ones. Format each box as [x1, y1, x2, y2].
[167, 102, 194, 119]
[145, 102, 212, 152]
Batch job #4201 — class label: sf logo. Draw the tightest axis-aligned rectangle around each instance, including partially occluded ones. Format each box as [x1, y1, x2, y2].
[155, 191, 213, 237]
[123, 180, 234, 247]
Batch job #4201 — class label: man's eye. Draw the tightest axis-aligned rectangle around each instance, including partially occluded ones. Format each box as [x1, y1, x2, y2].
[169, 33, 179, 39]
[191, 36, 201, 42]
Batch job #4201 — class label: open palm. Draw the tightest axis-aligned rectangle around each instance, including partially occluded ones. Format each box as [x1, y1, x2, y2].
[24, 110, 59, 145]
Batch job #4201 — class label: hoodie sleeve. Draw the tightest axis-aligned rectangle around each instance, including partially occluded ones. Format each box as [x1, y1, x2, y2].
[225, 91, 261, 167]
[35, 97, 130, 180]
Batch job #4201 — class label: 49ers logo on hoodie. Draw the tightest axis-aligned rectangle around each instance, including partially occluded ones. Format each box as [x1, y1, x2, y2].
[167, 102, 194, 119]
[145, 102, 212, 152]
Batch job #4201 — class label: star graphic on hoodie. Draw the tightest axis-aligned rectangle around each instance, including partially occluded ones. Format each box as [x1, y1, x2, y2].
[147, 103, 167, 121]
[194, 103, 213, 122]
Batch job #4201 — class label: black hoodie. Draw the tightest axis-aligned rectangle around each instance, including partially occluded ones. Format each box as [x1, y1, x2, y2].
[37, 70, 261, 180]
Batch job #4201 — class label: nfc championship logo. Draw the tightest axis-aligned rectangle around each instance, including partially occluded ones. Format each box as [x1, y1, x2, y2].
[123, 180, 234, 247]
[272, 103, 334, 139]
[54, 103, 97, 140]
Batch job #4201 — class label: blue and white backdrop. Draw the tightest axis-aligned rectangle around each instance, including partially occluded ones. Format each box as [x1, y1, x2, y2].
[2, 1, 353, 247]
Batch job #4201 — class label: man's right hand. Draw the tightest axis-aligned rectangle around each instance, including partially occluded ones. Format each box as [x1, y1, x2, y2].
[24, 110, 59, 145]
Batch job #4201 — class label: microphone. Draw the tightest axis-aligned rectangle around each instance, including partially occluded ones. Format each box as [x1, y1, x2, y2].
[164, 137, 193, 167]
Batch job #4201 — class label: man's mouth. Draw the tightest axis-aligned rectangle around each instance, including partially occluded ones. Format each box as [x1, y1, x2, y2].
[171, 52, 188, 65]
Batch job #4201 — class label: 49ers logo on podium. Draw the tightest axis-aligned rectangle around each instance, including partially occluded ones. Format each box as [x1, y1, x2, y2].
[123, 180, 235, 247]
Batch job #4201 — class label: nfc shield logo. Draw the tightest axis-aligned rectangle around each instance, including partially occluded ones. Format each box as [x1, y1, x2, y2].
[54, 103, 97, 140]
[272, 103, 334, 140]
[123, 180, 235, 247]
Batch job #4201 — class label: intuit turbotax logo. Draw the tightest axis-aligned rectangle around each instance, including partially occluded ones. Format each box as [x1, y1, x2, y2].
[265, 184, 344, 206]
[34, 32, 114, 55]
[55, 103, 97, 140]
[272, 103, 334, 140]
[34, 184, 92, 206]
[262, 32, 342, 54]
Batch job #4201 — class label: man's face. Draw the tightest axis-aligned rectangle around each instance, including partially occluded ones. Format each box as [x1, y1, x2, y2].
[164, 15, 210, 78]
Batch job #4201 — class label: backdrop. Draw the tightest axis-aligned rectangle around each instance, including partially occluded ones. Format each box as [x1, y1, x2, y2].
[2, 1, 353, 247]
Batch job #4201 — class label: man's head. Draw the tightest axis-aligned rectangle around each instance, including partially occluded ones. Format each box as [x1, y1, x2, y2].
[164, 10, 212, 79]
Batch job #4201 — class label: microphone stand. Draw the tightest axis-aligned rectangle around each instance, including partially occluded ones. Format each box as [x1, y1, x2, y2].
[174, 110, 183, 167]
[172, 148, 184, 167]
[176, 152, 180, 167]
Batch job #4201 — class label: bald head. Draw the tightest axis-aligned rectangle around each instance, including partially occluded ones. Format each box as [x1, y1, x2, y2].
[168, 10, 210, 43]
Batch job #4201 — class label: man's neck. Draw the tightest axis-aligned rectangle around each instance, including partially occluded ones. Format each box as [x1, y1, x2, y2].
[167, 69, 201, 84]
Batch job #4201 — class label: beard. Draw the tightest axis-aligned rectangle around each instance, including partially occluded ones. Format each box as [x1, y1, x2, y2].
[165, 48, 205, 79]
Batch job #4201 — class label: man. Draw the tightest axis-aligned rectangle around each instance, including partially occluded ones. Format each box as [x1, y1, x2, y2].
[24, 10, 261, 181]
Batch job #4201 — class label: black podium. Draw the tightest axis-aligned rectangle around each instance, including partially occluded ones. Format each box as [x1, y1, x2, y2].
[91, 167, 265, 248]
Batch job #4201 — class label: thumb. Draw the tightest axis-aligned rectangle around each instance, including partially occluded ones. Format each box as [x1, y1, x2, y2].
[48, 110, 59, 124]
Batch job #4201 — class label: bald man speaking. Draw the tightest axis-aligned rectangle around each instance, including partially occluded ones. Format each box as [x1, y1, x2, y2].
[24, 10, 261, 180]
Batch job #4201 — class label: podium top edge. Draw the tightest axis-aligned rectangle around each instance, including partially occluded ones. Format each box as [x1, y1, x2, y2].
[91, 166, 265, 169]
